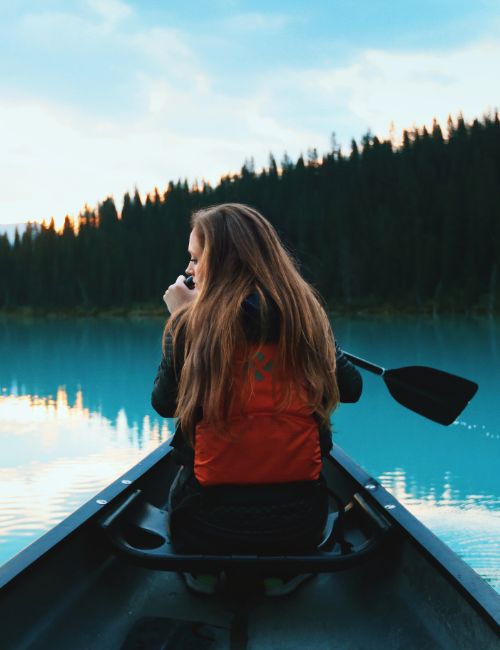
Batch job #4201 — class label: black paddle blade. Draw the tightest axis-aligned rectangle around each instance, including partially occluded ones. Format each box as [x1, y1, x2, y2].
[383, 366, 478, 426]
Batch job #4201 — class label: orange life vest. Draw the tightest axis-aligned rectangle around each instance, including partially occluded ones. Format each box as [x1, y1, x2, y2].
[193, 343, 322, 487]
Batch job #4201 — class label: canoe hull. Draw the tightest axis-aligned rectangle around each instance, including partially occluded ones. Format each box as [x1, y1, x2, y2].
[0, 442, 498, 649]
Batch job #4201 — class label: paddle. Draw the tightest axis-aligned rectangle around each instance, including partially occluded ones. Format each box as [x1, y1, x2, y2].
[343, 352, 478, 425]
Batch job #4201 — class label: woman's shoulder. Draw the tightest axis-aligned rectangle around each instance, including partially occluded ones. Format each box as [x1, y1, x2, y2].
[241, 293, 280, 343]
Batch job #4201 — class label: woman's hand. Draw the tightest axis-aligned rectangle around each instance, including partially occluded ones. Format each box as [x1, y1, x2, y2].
[163, 275, 197, 313]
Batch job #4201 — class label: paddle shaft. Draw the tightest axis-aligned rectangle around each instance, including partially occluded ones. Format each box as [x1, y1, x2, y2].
[343, 352, 385, 376]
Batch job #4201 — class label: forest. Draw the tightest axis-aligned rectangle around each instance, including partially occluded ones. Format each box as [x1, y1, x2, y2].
[1, 112, 499, 315]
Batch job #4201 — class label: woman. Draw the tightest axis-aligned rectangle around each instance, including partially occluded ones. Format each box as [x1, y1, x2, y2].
[152, 203, 362, 594]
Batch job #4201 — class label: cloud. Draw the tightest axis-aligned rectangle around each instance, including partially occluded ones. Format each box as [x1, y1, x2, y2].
[274, 38, 500, 144]
[0, 89, 318, 226]
[86, 0, 133, 23]
[16, 8, 205, 116]
[129, 26, 202, 86]
[0, 6, 319, 225]
[2, 4, 499, 226]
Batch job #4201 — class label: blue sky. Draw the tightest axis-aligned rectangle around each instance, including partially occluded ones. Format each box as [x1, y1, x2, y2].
[0, 0, 499, 226]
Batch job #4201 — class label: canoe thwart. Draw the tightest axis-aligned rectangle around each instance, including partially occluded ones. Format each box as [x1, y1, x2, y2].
[99, 487, 393, 574]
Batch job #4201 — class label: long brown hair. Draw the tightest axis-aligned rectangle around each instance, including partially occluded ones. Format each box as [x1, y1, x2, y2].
[164, 203, 339, 440]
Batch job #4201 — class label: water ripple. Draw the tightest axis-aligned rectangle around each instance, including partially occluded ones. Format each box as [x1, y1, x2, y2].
[0, 390, 171, 564]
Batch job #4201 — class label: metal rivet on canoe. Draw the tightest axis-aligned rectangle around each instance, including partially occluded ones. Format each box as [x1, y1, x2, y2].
[96, 499, 108, 505]
[384, 504, 396, 510]
[121, 480, 132, 485]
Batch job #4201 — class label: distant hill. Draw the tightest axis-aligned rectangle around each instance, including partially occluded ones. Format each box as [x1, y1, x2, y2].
[0, 223, 27, 243]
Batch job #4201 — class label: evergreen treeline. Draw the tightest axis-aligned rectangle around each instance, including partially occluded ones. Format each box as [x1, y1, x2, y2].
[1, 112, 499, 314]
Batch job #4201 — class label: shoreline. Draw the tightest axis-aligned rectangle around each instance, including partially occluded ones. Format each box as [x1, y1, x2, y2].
[0, 304, 497, 320]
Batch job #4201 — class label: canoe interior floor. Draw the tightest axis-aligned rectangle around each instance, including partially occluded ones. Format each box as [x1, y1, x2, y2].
[22, 558, 449, 650]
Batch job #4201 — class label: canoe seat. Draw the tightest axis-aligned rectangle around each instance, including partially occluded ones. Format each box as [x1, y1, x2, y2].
[100, 488, 392, 573]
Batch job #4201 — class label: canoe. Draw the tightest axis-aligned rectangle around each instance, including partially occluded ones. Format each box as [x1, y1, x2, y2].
[0, 440, 498, 649]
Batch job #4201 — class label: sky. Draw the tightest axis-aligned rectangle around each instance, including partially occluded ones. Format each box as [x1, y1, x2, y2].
[0, 0, 499, 227]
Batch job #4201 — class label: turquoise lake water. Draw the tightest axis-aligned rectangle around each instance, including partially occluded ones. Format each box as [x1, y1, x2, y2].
[0, 316, 499, 592]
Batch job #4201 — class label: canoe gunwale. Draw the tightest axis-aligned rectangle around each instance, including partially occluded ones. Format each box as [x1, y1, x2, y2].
[0, 441, 172, 594]
[329, 445, 500, 632]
